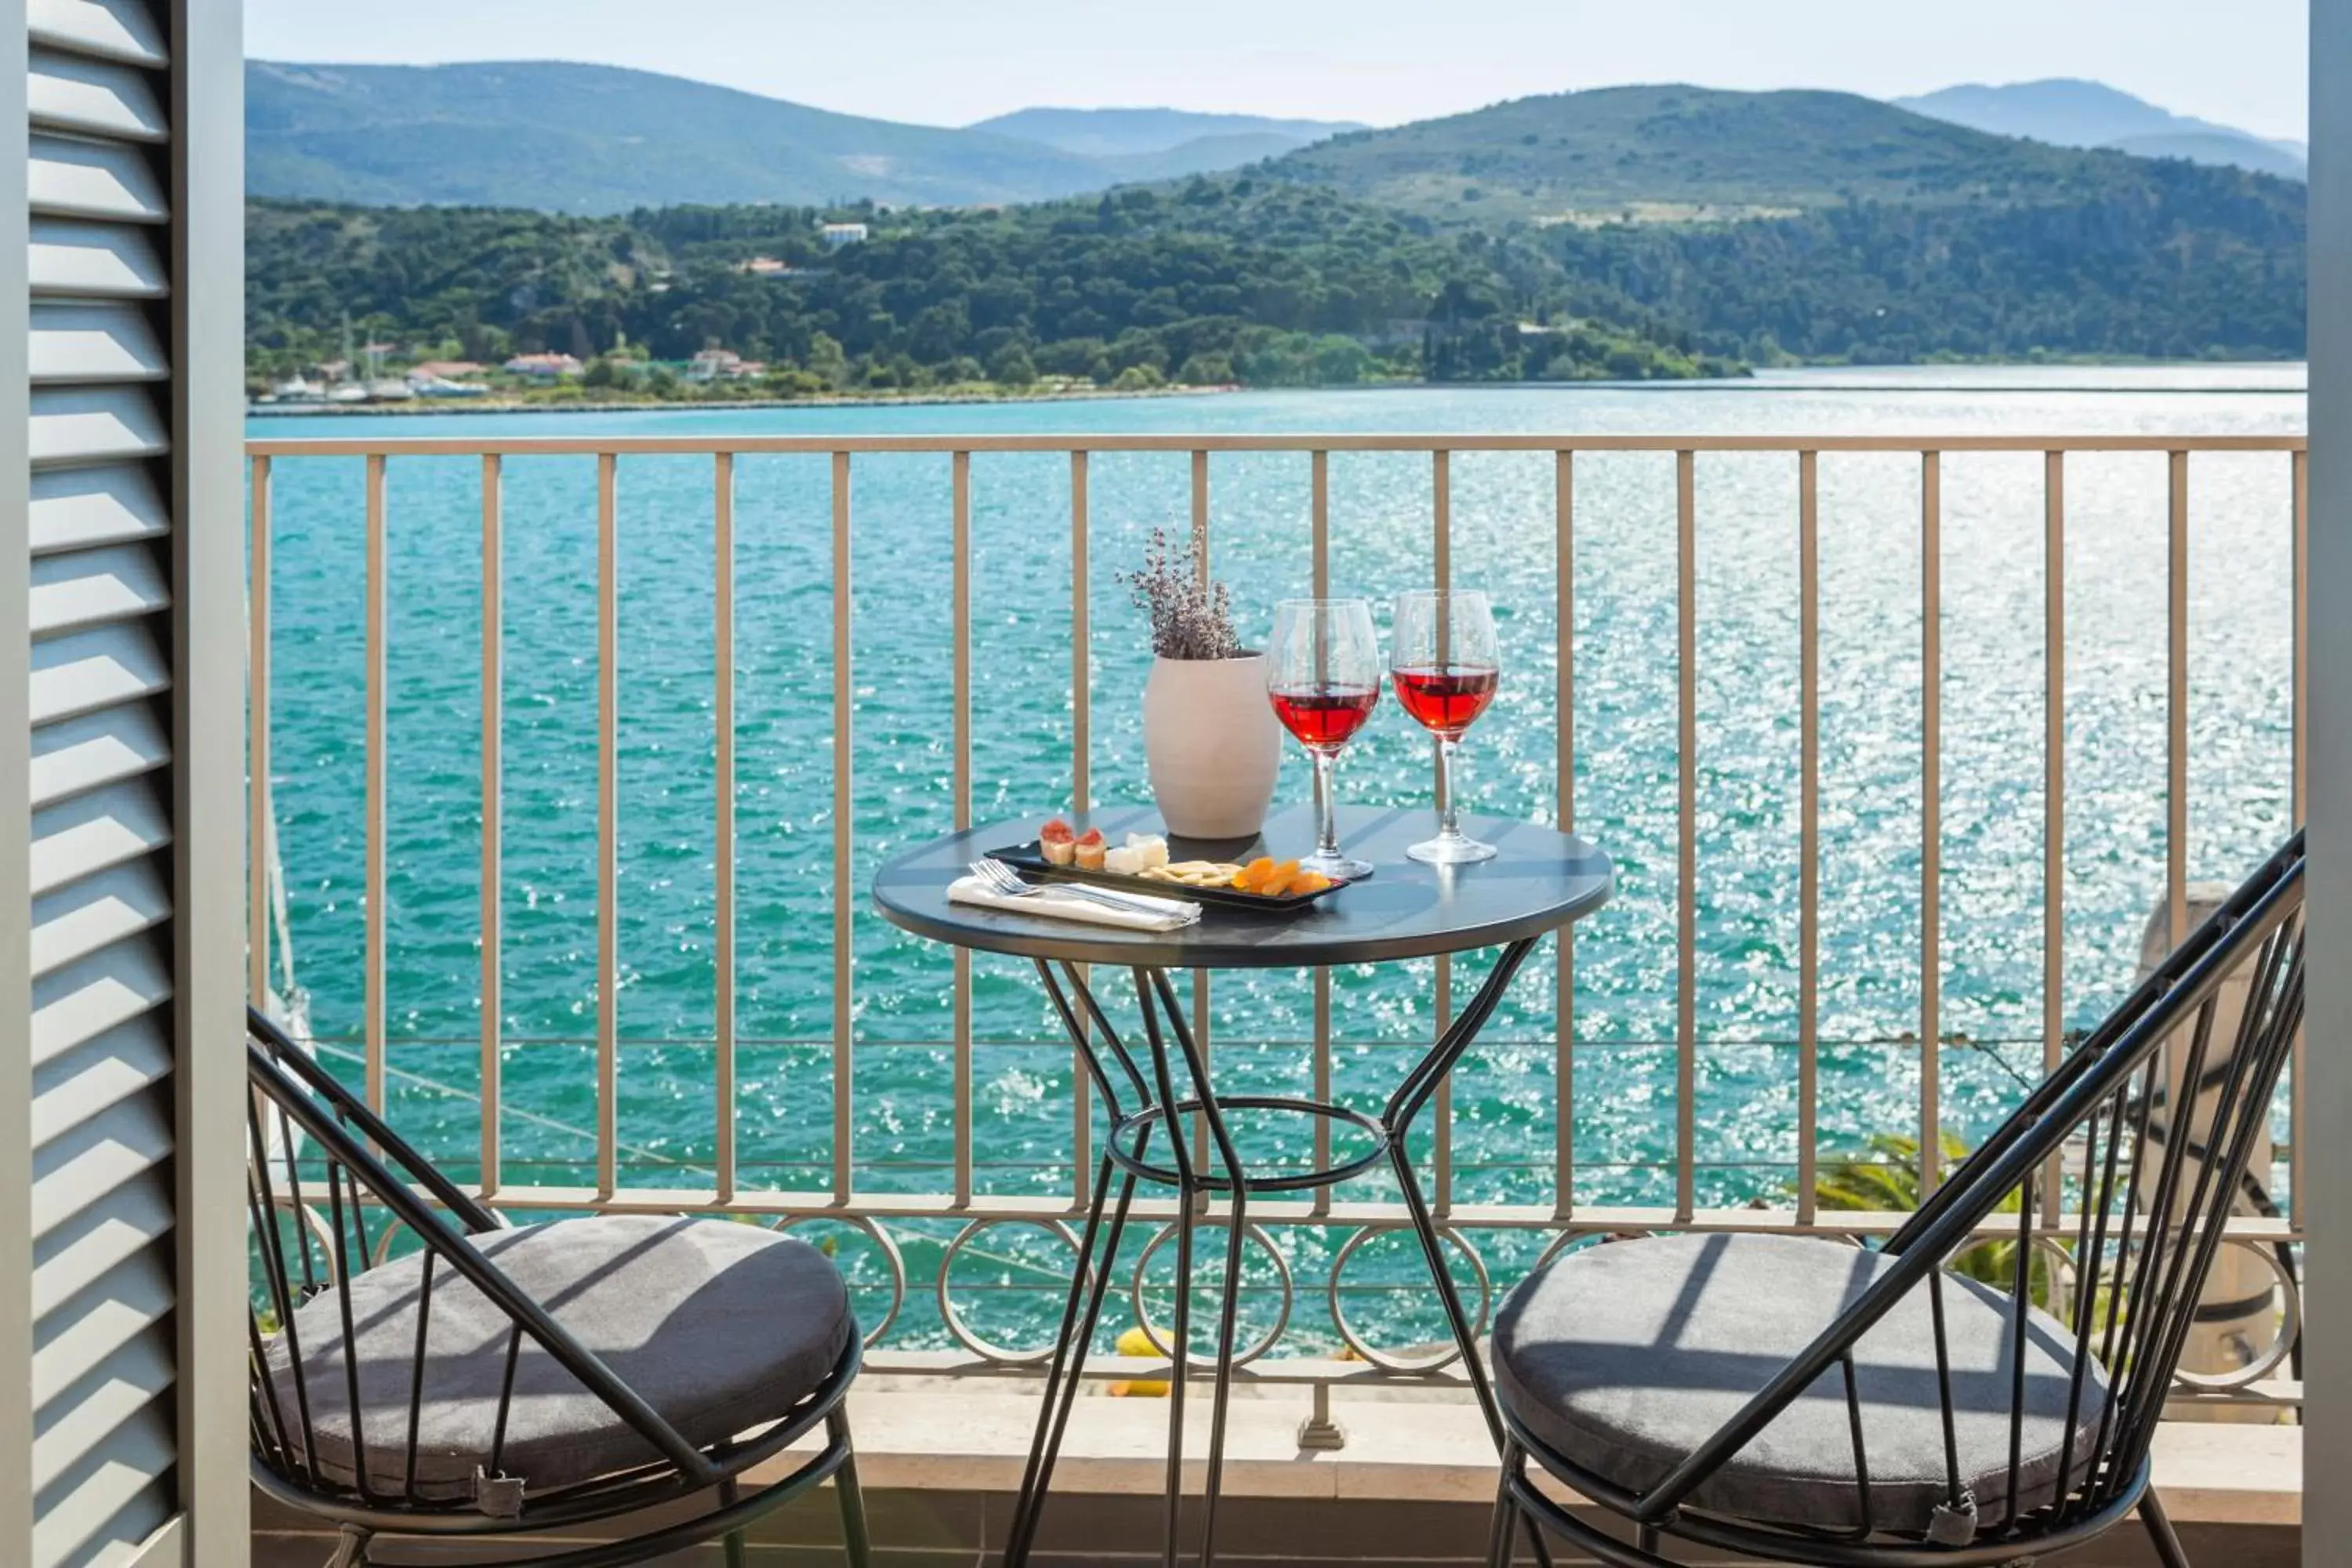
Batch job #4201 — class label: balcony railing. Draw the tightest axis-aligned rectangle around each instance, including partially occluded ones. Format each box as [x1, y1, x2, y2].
[242, 430, 2309, 1428]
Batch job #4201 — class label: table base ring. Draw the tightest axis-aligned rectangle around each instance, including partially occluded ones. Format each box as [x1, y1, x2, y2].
[1105, 1094, 1390, 1193]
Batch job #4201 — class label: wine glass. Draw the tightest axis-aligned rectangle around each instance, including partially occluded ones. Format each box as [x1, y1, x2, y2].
[1265, 598, 1381, 880]
[1391, 589, 1501, 864]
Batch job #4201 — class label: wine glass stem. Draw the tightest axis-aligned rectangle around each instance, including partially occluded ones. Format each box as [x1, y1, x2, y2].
[1437, 738, 1464, 840]
[1313, 747, 1341, 858]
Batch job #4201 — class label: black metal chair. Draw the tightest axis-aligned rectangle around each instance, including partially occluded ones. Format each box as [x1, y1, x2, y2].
[245, 1007, 873, 1566]
[1486, 832, 2305, 1568]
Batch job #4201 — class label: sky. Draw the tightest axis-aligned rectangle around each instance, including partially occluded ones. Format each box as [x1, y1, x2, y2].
[241, 0, 2313, 141]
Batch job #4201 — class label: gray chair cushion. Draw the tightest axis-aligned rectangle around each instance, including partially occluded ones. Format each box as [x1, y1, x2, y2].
[262, 1214, 854, 1503]
[1492, 1232, 2108, 1534]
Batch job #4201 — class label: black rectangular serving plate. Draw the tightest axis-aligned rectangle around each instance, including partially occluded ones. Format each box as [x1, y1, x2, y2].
[985, 841, 1346, 913]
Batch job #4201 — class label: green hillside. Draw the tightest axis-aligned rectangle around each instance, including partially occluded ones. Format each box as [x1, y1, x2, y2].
[245, 183, 1736, 392]
[1265, 83, 2278, 223]
[1547, 168, 2306, 362]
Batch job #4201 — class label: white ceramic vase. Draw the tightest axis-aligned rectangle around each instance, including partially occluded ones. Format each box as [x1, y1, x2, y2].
[1142, 652, 1281, 840]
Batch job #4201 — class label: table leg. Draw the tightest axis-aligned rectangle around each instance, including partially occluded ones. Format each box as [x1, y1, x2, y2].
[1002, 1149, 1142, 1566]
[1378, 938, 1537, 1440]
[1380, 938, 1559, 1568]
[1133, 969, 1199, 1568]
[1144, 969, 1253, 1568]
[1004, 962, 1153, 1568]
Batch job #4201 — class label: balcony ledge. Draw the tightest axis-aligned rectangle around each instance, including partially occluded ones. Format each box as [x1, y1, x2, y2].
[253, 1379, 2300, 1566]
[829, 1379, 2300, 1521]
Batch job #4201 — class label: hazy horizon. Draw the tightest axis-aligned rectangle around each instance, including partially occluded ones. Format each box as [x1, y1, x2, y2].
[241, 0, 2311, 142]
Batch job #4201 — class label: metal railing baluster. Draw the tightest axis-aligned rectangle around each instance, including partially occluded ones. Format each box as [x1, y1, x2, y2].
[833, 452, 855, 1203]
[2169, 451, 2190, 950]
[1191, 448, 1212, 1182]
[1922, 452, 1943, 1193]
[714, 452, 736, 1203]
[1554, 449, 1575, 1221]
[365, 452, 387, 1112]
[2042, 450, 2067, 1213]
[597, 452, 619, 1196]
[1675, 449, 1697, 1224]
[1070, 451, 1091, 1206]
[1798, 451, 1820, 1223]
[953, 450, 974, 1207]
[1432, 448, 1453, 1218]
[481, 454, 503, 1195]
[1312, 450, 1333, 1218]
[249, 454, 272, 1010]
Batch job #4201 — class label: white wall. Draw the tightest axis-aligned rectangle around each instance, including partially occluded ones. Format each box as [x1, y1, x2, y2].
[2305, 3, 2350, 1563]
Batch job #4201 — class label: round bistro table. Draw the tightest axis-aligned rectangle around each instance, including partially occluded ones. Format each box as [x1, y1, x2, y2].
[872, 803, 1613, 1568]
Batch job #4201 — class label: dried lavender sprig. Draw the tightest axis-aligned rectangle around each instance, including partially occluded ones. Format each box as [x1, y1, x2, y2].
[1118, 524, 1243, 660]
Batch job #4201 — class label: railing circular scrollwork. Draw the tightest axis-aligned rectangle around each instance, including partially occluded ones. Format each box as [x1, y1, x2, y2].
[1127, 1220, 1294, 1369]
[2165, 1236, 2302, 1393]
[935, 1218, 1091, 1366]
[1327, 1223, 1490, 1372]
[773, 1214, 908, 1348]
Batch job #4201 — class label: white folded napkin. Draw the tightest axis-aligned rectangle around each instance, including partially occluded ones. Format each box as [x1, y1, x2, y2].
[946, 873, 1200, 931]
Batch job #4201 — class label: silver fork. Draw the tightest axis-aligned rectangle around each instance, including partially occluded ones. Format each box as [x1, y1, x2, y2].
[968, 858, 1192, 918]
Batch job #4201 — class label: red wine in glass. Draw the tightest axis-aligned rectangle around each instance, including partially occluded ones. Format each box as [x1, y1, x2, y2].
[1270, 684, 1381, 749]
[1392, 665, 1497, 738]
[1265, 599, 1380, 879]
[1391, 590, 1501, 863]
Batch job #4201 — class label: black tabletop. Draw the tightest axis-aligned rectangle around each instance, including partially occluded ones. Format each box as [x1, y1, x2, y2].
[870, 804, 1612, 969]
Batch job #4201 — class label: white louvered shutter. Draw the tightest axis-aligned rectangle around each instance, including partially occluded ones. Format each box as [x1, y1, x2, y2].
[20, 2, 213, 1566]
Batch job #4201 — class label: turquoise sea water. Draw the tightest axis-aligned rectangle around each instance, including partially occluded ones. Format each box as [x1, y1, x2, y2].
[253, 367, 2306, 1355]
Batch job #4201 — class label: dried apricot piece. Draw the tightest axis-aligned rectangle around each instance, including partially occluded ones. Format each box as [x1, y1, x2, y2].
[1258, 858, 1301, 898]
[1292, 872, 1332, 895]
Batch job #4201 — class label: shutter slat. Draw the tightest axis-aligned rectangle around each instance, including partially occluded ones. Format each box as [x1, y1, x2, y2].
[31, 1334, 172, 1491]
[31, 1183, 171, 1322]
[32, 1092, 171, 1243]
[28, 49, 165, 143]
[33, 1019, 169, 1149]
[29, 133, 165, 224]
[30, 544, 166, 636]
[31, 466, 167, 555]
[31, 943, 170, 1071]
[31, 780, 169, 898]
[31, 304, 165, 386]
[29, 1394, 172, 1568]
[32, 1032, 169, 1153]
[31, 623, 169, 726]
[31, 706, 169, 810]
[33, 866, 168, 980]
[30, 387, 166, 470]
[31, 1249, 172, 1414]
[27, 0, 169, 69]
[31, 220, 165, 300]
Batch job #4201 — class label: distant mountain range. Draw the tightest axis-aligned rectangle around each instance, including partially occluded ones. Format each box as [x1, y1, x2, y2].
[245, 61, 1356, 212]
[1893, 79, 2305, 180]
[250, 60, 2305, 226]
[967, 106, 1363, 159]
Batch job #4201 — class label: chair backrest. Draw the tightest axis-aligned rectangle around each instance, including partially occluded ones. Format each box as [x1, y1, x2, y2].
[245, 1008, 717, 1513]
[1644, 832, 2306, 1546]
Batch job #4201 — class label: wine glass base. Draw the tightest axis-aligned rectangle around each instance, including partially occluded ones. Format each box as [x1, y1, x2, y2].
[1406, 834, 1497, 865]
[1304, 851, 1376, 881]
